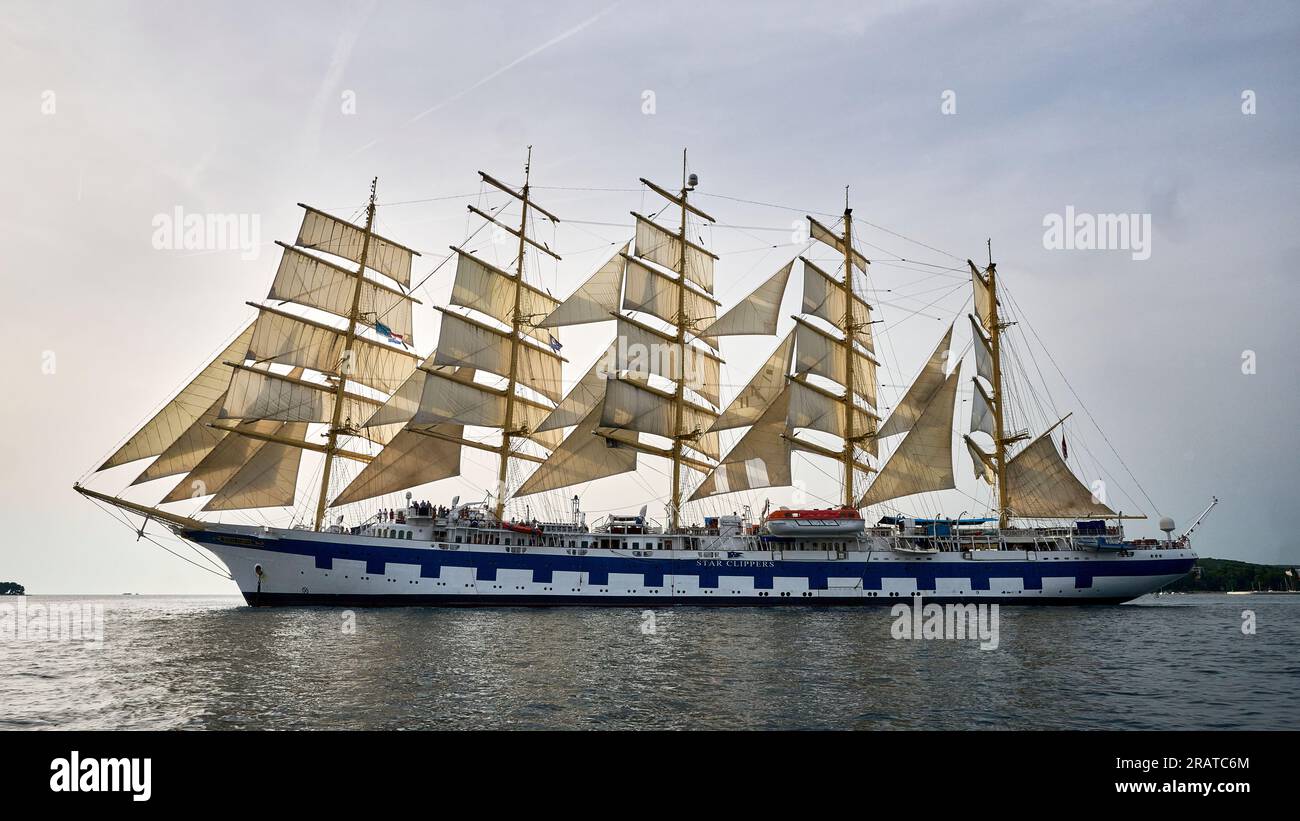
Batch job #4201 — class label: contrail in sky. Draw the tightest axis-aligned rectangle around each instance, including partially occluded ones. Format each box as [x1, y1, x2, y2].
[408, 1, 623, 124]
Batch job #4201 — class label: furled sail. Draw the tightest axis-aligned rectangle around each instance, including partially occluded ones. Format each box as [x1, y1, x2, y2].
[268, 242, 415, 343]
[877, 324, 953, 439]
[1004, 430, 1118, 518]
[514, 405, 638, 497]
[700, 260, 792, 337]
[295, 204, 417, 287]
[98, 323, 256, 471]
[633, 213, 716, 291]
[690, 390, 793, 500]
[711, 331, 795, 432]
[857, 371, 960, 508]
[538, 243, 629, 328]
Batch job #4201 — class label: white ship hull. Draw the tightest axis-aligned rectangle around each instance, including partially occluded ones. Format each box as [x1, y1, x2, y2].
[187, 521, 1195, 607]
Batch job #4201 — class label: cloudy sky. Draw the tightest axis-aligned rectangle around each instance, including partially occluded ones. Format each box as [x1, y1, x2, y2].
[3, 0, 1297, 593]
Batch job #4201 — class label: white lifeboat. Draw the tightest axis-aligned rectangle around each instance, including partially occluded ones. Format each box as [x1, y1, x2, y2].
[764, 507, 865, 537]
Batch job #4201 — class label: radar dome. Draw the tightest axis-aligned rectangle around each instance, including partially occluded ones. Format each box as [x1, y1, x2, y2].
[1158, 516, 1176, 533]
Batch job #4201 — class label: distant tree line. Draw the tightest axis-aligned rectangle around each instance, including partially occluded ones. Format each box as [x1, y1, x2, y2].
[1167, 559, 1298, 593]
[0, 582, 24, 595]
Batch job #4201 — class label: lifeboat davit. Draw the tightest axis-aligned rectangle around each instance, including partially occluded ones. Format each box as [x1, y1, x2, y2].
[764, 507, 865, 537]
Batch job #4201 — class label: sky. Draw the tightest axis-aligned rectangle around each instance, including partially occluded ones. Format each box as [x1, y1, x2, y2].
[2, 0, 1297, 593]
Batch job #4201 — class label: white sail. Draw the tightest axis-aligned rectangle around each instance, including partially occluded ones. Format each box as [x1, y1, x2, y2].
[514, 405, 638, 497]
[535, 347, 614, 433]
[599, 377, 719, 459]
[877, 324, 953, 439]
[970, 378, 996, 437]
[785, 379, 876, 439]
[700, 260, 792, 337]
[711, 331, 795, 432]
[964, 434, 995, 484]
[129, 395, 229, 486]
[1005, 430, 1118, 518]
[802, 258, 873, 350]
[296, 204, 417, 287]
[538, 243, 628, 328]
[690, 391, 792, 500]
[969, 314, 994, 383]
[159, 419, 288, 504]
[972, 266, 995, 333]
[793, 321, 878, 408]
[622, 255, 717, 330]
[98, 323, 256, 470]
[362, 367, 427, 428]
[432, 311, 563, 403]
[634, 213, 716, 291]
[268, 243, 415, 343]
[248, 305, 417, 395]
[331, 424, 463, 507]
[614, 316, 721, 407]
[220, 366, 379, 425]
[808, 216, 869, 274]
[449, 251, 558, 331]
[202, 422, 308, 511]
[857, 371, 960, 508]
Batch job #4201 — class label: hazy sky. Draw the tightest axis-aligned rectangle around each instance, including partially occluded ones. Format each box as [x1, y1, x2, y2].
[3, 0, 1297, 593]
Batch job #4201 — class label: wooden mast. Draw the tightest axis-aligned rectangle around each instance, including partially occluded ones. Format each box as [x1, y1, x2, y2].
[669, 149, 689, 530]
[314, 177, 378, 531]
[494, 148, 534, 521]
[839, 189, 858, 508]
[983, 240, 1011, 527]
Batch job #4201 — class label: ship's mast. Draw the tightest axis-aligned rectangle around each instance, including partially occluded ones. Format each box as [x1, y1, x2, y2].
[313, 177, 378, 531]
[983, 241, 1012, 528]
[839, 189, 859, 508]
[668, 150, 691, 530]
[494, 148, 534, 521]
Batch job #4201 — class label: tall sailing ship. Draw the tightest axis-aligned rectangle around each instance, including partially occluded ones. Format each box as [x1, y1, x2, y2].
[75, 155, 1199, 606]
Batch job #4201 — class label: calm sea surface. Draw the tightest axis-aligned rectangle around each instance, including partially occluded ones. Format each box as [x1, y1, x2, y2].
[2, 593, 1296, 730]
